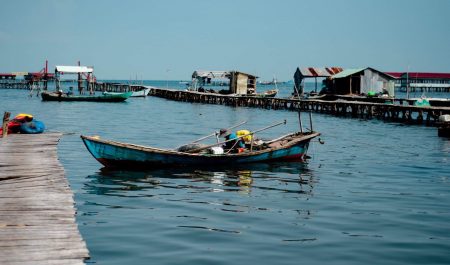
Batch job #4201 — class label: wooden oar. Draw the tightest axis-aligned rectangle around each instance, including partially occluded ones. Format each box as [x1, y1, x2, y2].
[184, 119, 287, 153]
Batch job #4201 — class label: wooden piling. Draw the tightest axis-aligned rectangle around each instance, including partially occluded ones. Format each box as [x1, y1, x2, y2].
[2, 112, 10, 138]
[0, 133, 89, 264]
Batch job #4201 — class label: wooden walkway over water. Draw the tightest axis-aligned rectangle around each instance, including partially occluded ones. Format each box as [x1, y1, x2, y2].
[0, 133, 89, 265]
[0, 79, 143, 93]
[149, 87, 450, 126]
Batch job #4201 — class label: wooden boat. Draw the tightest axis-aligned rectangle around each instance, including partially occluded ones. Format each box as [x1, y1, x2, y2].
[245, 89, 278, 98]
[260, 89, 278, 98]
[80, 131, 320, 169]
[131, 86, 152, 97]
[41, 91, 132, 102]
[334, 94, 393, 104]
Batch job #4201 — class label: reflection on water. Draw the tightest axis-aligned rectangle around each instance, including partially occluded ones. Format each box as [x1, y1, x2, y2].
[84, 162, 316, 198]
[80, 161, 319, 255]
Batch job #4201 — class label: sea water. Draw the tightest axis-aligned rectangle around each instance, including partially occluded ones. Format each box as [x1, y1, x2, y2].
[1, 82, 449, 265]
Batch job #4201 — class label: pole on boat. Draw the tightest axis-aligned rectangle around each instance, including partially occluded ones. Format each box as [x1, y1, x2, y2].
[185, 120, 287, 153]
[293, 80, 304, 133]
[298, 111, 303, 133]
[245, 119, 286, 137]
[2, 112, 11, 138]
[174, 120, 248, 150]
[189, 120, 248, 144]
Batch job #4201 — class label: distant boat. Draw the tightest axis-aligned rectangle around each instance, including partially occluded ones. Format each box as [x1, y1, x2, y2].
[406, 97, 450, 107]
[406, 97, 431, 107]
[131, 86, 152, 97]
[260, 89, 278, 98]
[41, 91, 132, 102]
[80, 131, 320, 169]
[333, 94, 393, 104]
[259, 77, 278, 85]
[423, 98, 450, 107]
[245, 89, 278, 98]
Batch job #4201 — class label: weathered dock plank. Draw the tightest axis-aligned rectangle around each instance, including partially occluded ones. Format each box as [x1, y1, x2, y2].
[0, 133, 89, 265]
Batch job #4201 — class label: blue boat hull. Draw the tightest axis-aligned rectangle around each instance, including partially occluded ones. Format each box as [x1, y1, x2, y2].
[81, 132, 319, 169]
[41, 91, 132, 102]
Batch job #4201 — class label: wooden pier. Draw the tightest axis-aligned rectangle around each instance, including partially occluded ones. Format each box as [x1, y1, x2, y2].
[149, 87, 450, 126]
[0, 79, 144, 94]
[0, 80, 30, 90]
[0, 133, 89, 265]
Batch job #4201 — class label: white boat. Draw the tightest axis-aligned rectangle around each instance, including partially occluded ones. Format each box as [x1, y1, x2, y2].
[131, 86, 152, 97]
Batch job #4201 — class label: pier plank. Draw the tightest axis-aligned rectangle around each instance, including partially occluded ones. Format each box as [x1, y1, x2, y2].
[0, 133, 89, 265]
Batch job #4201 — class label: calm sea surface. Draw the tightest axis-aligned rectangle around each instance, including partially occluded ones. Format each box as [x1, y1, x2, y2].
[1, 81, 449, 265]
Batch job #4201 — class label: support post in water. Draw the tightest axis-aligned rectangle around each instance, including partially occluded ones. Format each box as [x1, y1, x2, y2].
[2, 111, 11, 138]
[293, 76, 304, 133]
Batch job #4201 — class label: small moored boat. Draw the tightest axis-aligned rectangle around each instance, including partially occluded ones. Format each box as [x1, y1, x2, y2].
[258, 89, 278, 98]
[244, 89, 278, 98]
[131, 86, 152, 97]
[81, 131, 320, 169]
[41, 91, 132, 102]
[417, 97, 450, 107]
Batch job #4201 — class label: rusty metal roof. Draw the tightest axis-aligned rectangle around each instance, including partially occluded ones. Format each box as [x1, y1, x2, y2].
[298, 67, 343, 77]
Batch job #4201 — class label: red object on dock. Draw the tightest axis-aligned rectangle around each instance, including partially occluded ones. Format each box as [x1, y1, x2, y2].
[0, 73, 16, 79]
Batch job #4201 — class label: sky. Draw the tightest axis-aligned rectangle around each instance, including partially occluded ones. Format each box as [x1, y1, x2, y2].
[1, 0, 449, 81]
